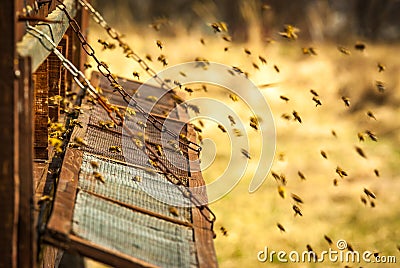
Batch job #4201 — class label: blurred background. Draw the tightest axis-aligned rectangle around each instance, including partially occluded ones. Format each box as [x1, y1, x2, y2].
[85, 0, 400, 267]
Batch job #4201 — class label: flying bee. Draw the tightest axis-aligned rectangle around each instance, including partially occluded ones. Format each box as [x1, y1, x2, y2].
[333, 178, 338, 186]
[132, 71, 140, 80]
[280, 174, 287, 185]
[168, 206, 179, 217]
[259, 55, 267, 64]
[279, 24, 299, 40]
[292, 205, 302, 216]
[277, 223, 286, 232]
[364, 188, 376, 199]
[252, 62, 260, 70]
[220, 226, 228, 236]
[187, 104, 200, 114]
[229, 93, 239, 102]
[280, 95, 289, 102]
[336, 166, 348, 178]
[310, 89, 319, 97]
[74, 137, 87, 147]
[357, 132, 365, 142]
[233, 128, 242, 137]
[366, 111, 376, 120]
[193, 124, 202, 133]
[200, 38, 205, 45]
[370, 201, 376, 207]
[281, 113, 291, 121]
[93, 171, 105, 183]
[374, 169, 380, 177]
[331, 130, 337, 138]
[198, 134, 203, 143]
[90, 160, 99, 169]
[210, 22, 228, 33]
[311, 96, 322, 107]
[361, 196, 367, 205]
[179, 133, 189, 143]
[241, 148, 251, 159]
[228, 115, 236, 126]
[278, 185, 286, 198]
[132, 175, 142, 182]
[109, 145, 122, 153]
[291, 193, 304, 204]
[302, 47, 317, 55]
[271, 171, 281, 181]
[83, 62, 92, 69]
[377, 63, 385, 72]
[347, 243, 354, 252]
[244, 48, 251, 55]
[198, 120, 204, 128]
[145, 54, 153, 62]
[341, 96, 350, 107]
[320, 150, 328, 159]
[274, 65, 280, 73]
[292, 111, 302, 123]
[224, 47, 229, 51]
[376, 80, 385, 93]
[222, 35, 232, 42]
[218, 124, 227, 133]
[355, 146, 367, 158]
[365, 130, 377, 142]
[338, 46, 351, 55]
[298, 171, 306, 180]
[157, 54, 168, 66]
[354, 42, 366, 51]
[156, 40, 163, 50]
[184, 87, 193, 95]
[324, 235, 333, 245]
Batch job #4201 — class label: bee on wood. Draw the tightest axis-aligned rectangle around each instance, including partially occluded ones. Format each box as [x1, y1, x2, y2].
[279, 24, 299, 40]
[338, 46, 351, 55]
[280, 95, 289, 102]
[355, 146, 367, 158]
[292, 111, 302, 123]
[259, 56, 267, 64]
[109, 145, 122, 153]
[93, 171, 105, 183]
[241, 148, 251, 159]
[277, 223, 285, 232]
[83, 62, 92, 69]
[38, 195, 53, 204]
[342, 96, 350, 107]
[90, 160, 99, 169]
[168, 206, 179, 217]
[132, 175, 142, 182]
[229, 93, 239, 102]
[293, 205, 302, 216]
[74, 137, 87, 147]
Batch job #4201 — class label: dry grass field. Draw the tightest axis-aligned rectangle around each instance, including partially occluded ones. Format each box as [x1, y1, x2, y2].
[85, 14, 400, 267]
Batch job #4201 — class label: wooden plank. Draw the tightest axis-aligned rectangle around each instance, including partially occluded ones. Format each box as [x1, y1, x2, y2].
[16, 0, 77, 72]
[0, 0, 19, 267]
[44, 235, 158, 268]
[17, 56, 36, 268]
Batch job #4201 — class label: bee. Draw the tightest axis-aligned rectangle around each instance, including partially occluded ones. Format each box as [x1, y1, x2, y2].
[377, 63, 385, 72]
[210, 22, 228, 33]
[366, 111, 376, 120]
[233, 128, 243, 137]
[252, 62, 259, 70]
[341, 96, 350, 107]
[109, 145, 122, 153]
[222, 35, 232, 42]
[70, 119, 83, 128]
[38, 195, 53, 204]
[331, 130, 337, 138]
[277, 223, 286, 232]
[273, 65, 280, 73]
[271, 171, 281, 181]
[148, 159, 158, 168]
[218, 124, 227, 133]
[157, 54, 168, 66]
[90, 160, 99, 169]
[338, 46, 351, 55]
[370, 201, 376, 208]
[198, 120, 204, 128]
[244, 48, 251, 55]
[281, 113, 291, 121]
[361, 196, 367, 205]
[156, 40, 163, 50]
[146, 95, 158, 102]
[232, 66, 244, 75]
[280, 95, 289, 102]
[298, 171, 306, 180]
[224, 47, 229, 51]
[279, 24, 299, 40]
[320, 150, 328, 159]
[336, 166, 348, 178]
[229, 93, 239, 102]
[74, 137, 87, 147]
[132, 175, 142, 182]
[136, 120, 147, 129]
[333, 178, 338, 186]
[193, 124, 202, 133]
[310, 89, 319, 97]
[357, 132, 365, 142]
[302, 47, 317, 56]
[291, 193, 303, 204]
[156, 144, 163, 156]
[145, 54, 153, 62]
[187, 104, 200, 114]
[126, 107, 136, 116]
[93, 171, 105, 183]
[259, 56, 267, 64]
[228, 115, 236, 126]
[198, 134, 203, 143]
[280, 174, 287, 185]
[347, 243, 354, 252]
[364, 188, 376, 199]
[292, 205, 303, 216]
[375, 80, 385, 93]
[184, 87, 193, 95]
[278, 185, 286, 198]
[179, 133, 189, 143]
[168, 206, 179, 217]
[324, 235, 333, 245]
[49, 95, 63, 105]
[292, 111, 302, 123]
[355, 146, 367, 158]
[365, 130, 377, 142]
[312, 97, 322, 107]
[83, 62, 92, 69]
[354, 42, 366, 51]
[241, 148, 251, 159]
[220, 226, 228, 236]
[132, 71, 140, 80]
[200, 38, 205, 45]
[373, 169, 380, 177]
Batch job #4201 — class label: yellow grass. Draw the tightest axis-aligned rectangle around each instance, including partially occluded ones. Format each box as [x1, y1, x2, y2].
[85, 21, 400, 267]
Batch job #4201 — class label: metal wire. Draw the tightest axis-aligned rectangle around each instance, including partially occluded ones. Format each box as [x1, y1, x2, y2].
[26, 25, 216, 234]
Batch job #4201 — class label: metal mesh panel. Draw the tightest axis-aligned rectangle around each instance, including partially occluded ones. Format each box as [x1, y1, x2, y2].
[79, 152, 192, 218]
[72, 191, 198, 268]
